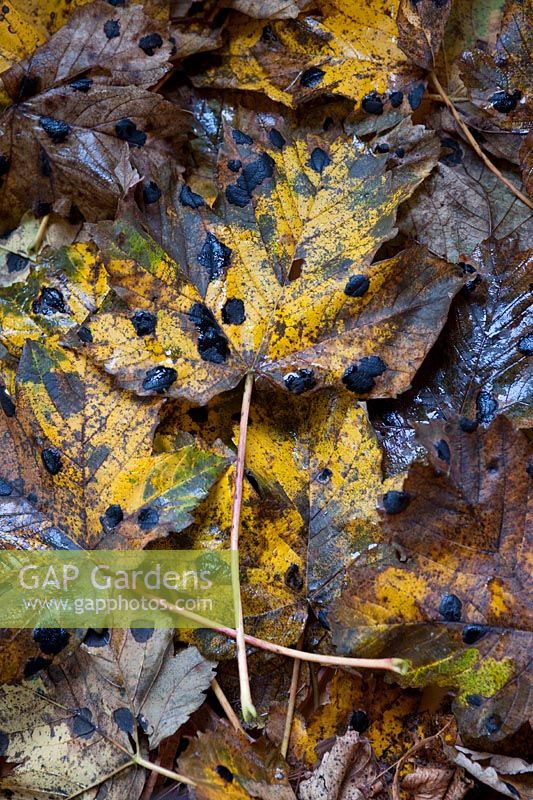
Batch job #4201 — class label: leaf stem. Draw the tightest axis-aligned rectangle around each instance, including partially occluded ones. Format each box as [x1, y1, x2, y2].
[133, 755, 197, 787]
[29, 214, 50, 254]
[211, 677, 249, 737]
[430, 72, 533, 210]
[230, 371, 257, 723]
[281, 635, 304, 758]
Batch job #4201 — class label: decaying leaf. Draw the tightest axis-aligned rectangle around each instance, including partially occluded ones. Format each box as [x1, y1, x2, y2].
[178, 719, 296, 799]
[332, 417, 532, 744]
[0, 628, 214, 799]
[397, 0, 452, 70]
[77, 114, 463, 405]
[298, 729, 388, 800]
[444, 743, 533, 799]
[401, 766, 472, 800]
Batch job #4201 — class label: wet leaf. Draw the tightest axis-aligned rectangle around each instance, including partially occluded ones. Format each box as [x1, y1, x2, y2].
[397, 0, 452, 71]
[0, 629, 213, 798]
[332, 417, 532, 746]
[79, 116, 462, 405]
[189, 0, 423, 108]
[7, 339, 227, 548]
[178, 720, 296, 799]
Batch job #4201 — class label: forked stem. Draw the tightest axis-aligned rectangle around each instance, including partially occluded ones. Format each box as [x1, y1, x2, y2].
[430, 72, 533, 210]
[230, 371, 257, 722]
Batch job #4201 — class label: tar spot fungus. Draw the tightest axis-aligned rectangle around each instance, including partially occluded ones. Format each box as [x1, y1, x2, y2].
[189, 302, 229, 363]
[362, 91, 383, 114]
[77, 326, 93, 343]
[517, 334, 533, 355]
[103, 19, 120, 38]
[231, 129, 253, 145]
[374, 142, 390, 153]
[113, 707, 135, 733]
[131, 310, 157, 337]
[389, 90, 403, 107]
[32, 287, 67, 315]
[395, 147, 405, 158]
[197, 232, 232, 281]
[476, 390, 498, 425]
[462, 624, 488, 644]
[131, 627, 154, 642]
[317, 467, 332, 483]
[435, 439, 451, 464]
[142, 180, 161, 204]
[24, 656, 52, 678]
[222, 298, 245, 325]
[101, 504, 124, 529]
[490, 89, 521, 114]
[408, 83, 425, 111]
[0, 387, 15, 417]
[72, 707, 95, 739]
[309, 147, 331, 173]
[0, 731, 8, 757]
[138, 32, 163, 55]
[283, 368, 316, 394]
[227, 159, 242, 172]
[485, 714, 502, 734]
[84, 628, 111, 647]
[138, 506, 159, 530]
[33, 628, 70, 656]
[342, 356, 386, 393]
[300, 66, 325, 87]
[179, 184, 204, 208]
[269, 128, 286, 150]
[6, 252, 29, 273]
[142, 365, 177, 392]
[438, 593, 462, 622]
[216, 765, 234, 783]
[344, 274, 370, 297]
[466, 694, 483, 707]
[459, 416, 478, 433]
[348, 710, 369, 733]
[383, 490, 410, 514]
[439, 137, 463, 166]
[285, 563, 304, 591]
[41, 447, 62, 475]
[226, 152, 275, 207]
[0, 478, 12, 496]
[70, 77, 92, 92]
[39, 116, 71, 144]
[115, 118, 146, 147]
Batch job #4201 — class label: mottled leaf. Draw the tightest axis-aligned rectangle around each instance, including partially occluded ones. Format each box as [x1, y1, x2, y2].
[397, 0, 452, 70]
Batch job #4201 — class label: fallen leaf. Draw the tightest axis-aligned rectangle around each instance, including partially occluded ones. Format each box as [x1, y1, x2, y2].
[178, 719, 296, 799]
[397, 0, 452, 71]
[401, 766, 472, 800]
[298, 729, 388, 800]
[444, 743, 533, 799]
[78, 115, 463, 405]
[332, 417, 532, 745]
[114, 144, 143, 197]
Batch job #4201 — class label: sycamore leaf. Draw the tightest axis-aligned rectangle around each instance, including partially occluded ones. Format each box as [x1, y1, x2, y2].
[401, 767, 472, 800]
[0, 629, 213, 799]
[178, 720, 296, 799]
[460, 0, 532, 133]
[298, 730, 388, 800]
[370, 234, 532, 475]
[5, 339, 227, 548]
[0, 2, 191, 235]
[0, 242, 109, 357]
[189, 0, 424, 108]
[397, 0, 453, 71]
[331, 417, 532, 746]
[399, 133, 533, 264]
[77, 116, 462, 405]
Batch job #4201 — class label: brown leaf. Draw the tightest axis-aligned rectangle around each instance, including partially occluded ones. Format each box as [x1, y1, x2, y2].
[401, 767, 472, 800]
[298, 730, 388, 800]
[397, 0, 452, 70]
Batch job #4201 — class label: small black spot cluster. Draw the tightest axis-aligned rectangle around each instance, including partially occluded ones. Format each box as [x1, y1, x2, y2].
[225, 153, 275, 207]
[138, 33, 163, 56]
[434, 438, 451, 464]
[197, 232, 232, 281]
[438, 593, 462, 622]
[114, 707, 135, 733]
[300, 66, 325, 88]
[342, 356, 387, 393]
[216, 765, 233, 783]
[362, 91, 383, 115]
[269, 128, 286, 150]
[142, 180, 161, 204]
[101, 503, 123, 530]
[285, 563, 304, 591]
[103, 19, 120, 38]
[309, 147, 330, 173]
[131, 310, 157, 336]
[77, 326, 93, 343]
[142, 365, 177, 392]
[389, 90, 403, 108]
[231, 129, 253, 145]
[344, 274, 369, 297]
[138, 506, 159, 530]
[222, 298, 245, 325]
[489, 89, 521, 114]
[383, 490, 410, 514]
[39, 116, 71, 144]
[408, 83, 425, 111]
[33, 627, 70, 655]
[6, 252, 29, 273]
[115, 118, 146, 147]
[189, 302, 229, 363]
[41, 447, 62, 475]
[179, 184, 204, 208]
[32, 287, 67, 315]
[283, 368, 316, 394]
[462, 624, 488, 644]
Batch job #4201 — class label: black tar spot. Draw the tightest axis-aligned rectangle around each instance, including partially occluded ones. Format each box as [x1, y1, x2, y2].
[6, 252, 29, 273]
[179, 184, 204, 208]
[283, 368, 316, 394]
[39, 116, 71, 144]
[395, 147, 405, 158]
[309, 147, 330, 173]
[517, 334, 533, 355]
[115, 118, 146, 147]
[231, 129, 252, 145]
[84, 628, 110, 647]
[227, 159, 241, 172]
[41, 447, 62, 475]
[439, 593, 462, 622]
[344, 274, 369, 297]
[226, 152, 275, 207]
[131, 310, 157, 336]
[216, 765, 233, 783]
[490, 90, 521, 113]
[101, 504, 123, 529]
[103, 19, 120, 38]
[348, 710, 369, 733]
[72, 707, 95, 739]
[317, 467, 332, 483]
[77, 326, 93, 343]
[24, 656, 52, 678]
[269, 128, 286, 150]
[300, 66, 325, 87]
[70, 77, 92, 92]
[138, 33, 163, 55]
[32, 287, 67, 315]
[462, 624, 488, 644]
[142, 181, 161, 204]
[197, 232, 232, 281]
[33, 628, 70, 656]
[362, 91, 383, 114]
[466, 694, 483, 707]
[131, 627, 154, 642]
[435, 439, 451, 464]
[142, 365, 177, 392]
[342, 356, 386, 393]
[408, 83, 425, 111]
[285, 563, 304, 591]
[138, 506, 159, 530]
[189, 302, 229, 363]
[389, 90, 403, 107]
[375, 142, 390, 153]
[114, 707, 135, 733]
[383, 490, 410, 514]
[476, 390, 498, 425]
[485, 714, 502, 734]
[222, 298, 245, 325]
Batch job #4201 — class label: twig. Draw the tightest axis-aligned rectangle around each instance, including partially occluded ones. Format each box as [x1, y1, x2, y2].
[29, 214, 50, 254]
[281, 634, 304, 758]
[211, 677, 249, 738]
[230, 371, 257, 722]
[430, 72, 533, 210]
[390, 719, 454, 800]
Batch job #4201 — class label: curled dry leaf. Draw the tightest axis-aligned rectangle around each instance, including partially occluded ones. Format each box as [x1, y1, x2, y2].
[332, 417, 532, 745]
[401, 766, 472, 800]
[444, 743, 533, 799]
[0, 628, 213, 799]
[298, 729, 388, 800]
[78, 114, 463, 405]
